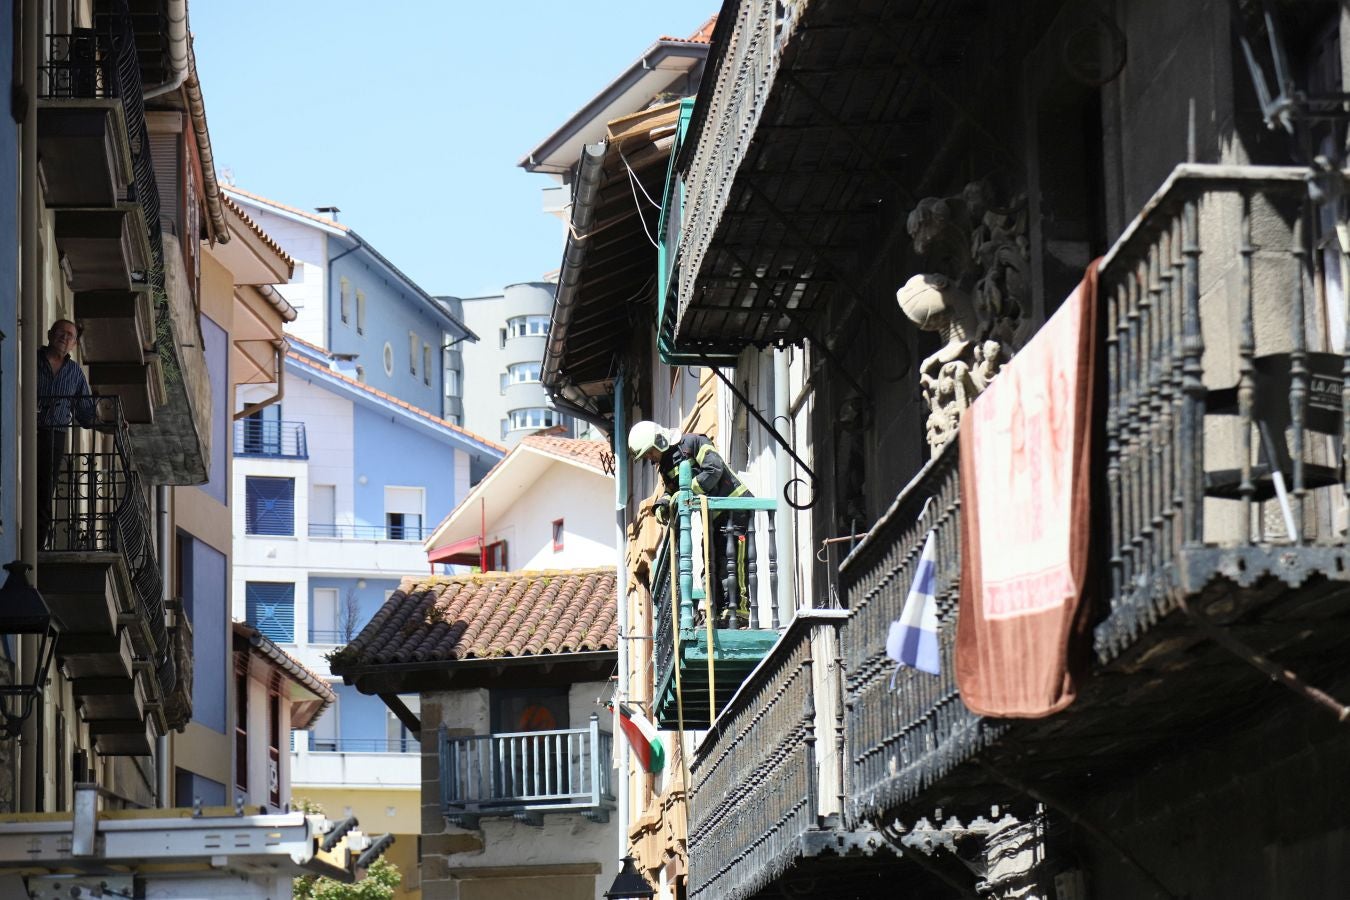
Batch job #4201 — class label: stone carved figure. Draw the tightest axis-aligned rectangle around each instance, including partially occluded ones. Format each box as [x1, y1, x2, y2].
[897, 181, 1029, 455]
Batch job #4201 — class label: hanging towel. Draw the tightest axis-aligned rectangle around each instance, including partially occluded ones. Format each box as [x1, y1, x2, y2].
[955, 262, 1100, 717]
[887, 530, 941, 679]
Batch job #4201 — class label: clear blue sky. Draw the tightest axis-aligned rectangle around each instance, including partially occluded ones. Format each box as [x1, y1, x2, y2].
[191, 3, 715, 297]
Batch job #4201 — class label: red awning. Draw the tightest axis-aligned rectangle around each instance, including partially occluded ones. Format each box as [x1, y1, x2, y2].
[428, 535, 482, 566]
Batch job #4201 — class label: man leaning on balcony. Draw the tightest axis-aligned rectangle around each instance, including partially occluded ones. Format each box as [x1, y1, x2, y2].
[37, 318, 97, 549]
[629, 420, 754, 628]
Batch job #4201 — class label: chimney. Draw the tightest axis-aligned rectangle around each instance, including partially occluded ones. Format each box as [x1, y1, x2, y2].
[315, 206, 341, 222]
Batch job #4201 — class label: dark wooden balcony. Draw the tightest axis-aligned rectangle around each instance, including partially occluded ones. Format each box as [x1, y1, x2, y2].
[838, 164, 1350, 829]
[652, 462, 782, 730]
[686, 610, 905, 900]
[40, 395, 174, 756]
[438, 714, 615, 828]
[75, 288, 154, 366]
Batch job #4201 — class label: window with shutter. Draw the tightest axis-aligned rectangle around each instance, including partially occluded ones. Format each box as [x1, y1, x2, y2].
[245, 582, 295, 643]
[245, 477, 295, 535]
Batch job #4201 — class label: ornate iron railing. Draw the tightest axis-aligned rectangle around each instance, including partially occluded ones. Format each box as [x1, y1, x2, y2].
[438, 715, 614, 823]
[41, 394, 170, 677]
[234, 419, 308, 459]
[687, 613, 841, 900]
[836, 444, 991, 826]
[675, 0, 804, 331]
[42, 3, 164, 288]
[837, 163, 1350, 825]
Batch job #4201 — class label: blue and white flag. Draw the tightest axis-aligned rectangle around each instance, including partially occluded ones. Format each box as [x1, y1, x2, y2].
[886, 530, 940, 683]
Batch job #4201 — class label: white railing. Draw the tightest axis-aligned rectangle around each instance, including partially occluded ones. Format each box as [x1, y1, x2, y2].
[438, 714, 614, 824]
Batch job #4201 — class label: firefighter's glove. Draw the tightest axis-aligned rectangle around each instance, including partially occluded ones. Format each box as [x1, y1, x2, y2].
[654, 496, 672, 525]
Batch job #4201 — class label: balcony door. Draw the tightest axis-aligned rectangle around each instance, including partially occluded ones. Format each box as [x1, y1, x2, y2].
[243, 404, 282, 456]
[490, 688, 570, 803]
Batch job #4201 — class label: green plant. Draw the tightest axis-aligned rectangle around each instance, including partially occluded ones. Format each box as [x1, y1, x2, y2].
[293, 855, 401, 900]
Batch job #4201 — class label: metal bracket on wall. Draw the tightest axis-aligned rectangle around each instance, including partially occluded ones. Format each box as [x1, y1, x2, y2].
[698, 352, 817, 510]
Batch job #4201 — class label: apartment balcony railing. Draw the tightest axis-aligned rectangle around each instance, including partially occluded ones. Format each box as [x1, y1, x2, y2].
[652, 460, 782, 729]
[234, 419, 308, 459]
[39, 394, 174, 755]
[307, 523, 433, 542]
[838, 163, 1350, 826]
[687, 611, 847, 900]
[309, 736, 418, 754]
[40, 9, 164, 289]
[438, 715, 615, 827]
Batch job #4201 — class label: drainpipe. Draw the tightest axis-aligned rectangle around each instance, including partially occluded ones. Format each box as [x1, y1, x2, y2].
[612, 371, 630, 851]
[234, 340, 286, 421]
[19, 0, 41, 813]
[156, 485, 171, 806]
[773, 349, 796, 623]
[140, 0, 189, 100]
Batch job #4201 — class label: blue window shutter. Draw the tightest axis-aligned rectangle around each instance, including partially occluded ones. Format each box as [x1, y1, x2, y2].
[245, 582, 295, 643]
[245, 477, 294, 535]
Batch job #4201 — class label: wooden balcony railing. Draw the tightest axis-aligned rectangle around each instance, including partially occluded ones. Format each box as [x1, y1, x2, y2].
[653, 459, 782, 729]
[687, 611, 845, 900]
[438, 714, 614, 827]
[837, 163, 1350, 826]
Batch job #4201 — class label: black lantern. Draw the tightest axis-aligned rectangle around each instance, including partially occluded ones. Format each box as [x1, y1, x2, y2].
[603, 856, 655, 900]
[0, 562, 58, 738]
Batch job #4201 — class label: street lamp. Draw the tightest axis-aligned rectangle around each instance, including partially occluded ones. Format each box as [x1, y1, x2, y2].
[0, 562, 58, 738]
[603, 856, 655, 900]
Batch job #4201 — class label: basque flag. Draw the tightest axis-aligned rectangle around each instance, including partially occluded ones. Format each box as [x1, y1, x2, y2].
[609, 701, 665, 774]
[886, 530, 940, 679]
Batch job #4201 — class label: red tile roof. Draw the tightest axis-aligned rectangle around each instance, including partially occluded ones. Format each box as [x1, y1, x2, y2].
[662, 14, 717, 44]
[520, 434, 615, 475]
[332, 570, 617, 668]
[286, 349, 507, 453]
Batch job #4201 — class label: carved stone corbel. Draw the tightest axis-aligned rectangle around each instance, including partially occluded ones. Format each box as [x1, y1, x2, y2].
[897, 181, 1030, 455]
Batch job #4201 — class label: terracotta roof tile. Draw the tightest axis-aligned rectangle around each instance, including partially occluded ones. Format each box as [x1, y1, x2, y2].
[286, 349, 507, 453]
[332, 569, 617, 669]
[520, 434, 615, 474]
[661, 14, 716, 44]
[223, 185, 352, 232]
[221, 194, 297, 272]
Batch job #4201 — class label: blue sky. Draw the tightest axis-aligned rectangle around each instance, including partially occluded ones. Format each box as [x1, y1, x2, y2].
[191, 3, 715, 297]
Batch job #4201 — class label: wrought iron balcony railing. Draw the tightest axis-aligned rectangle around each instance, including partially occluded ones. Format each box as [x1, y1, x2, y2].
[233, 419, 308, 459]
[652, 459, 782, 729]
[837, 163, 1350, 827]
[307, 523, 433, 542]
[438, 715, 615, 826]
[687, 611, 846, 900]
[40, 394, 171, 686]
[41, 10, 164, 287]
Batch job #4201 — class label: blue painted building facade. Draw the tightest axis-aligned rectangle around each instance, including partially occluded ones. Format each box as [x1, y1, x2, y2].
[233, 335, 502, 813]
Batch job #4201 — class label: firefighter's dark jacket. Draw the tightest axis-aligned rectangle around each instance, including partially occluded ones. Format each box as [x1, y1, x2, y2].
[658, 434, 750, 501]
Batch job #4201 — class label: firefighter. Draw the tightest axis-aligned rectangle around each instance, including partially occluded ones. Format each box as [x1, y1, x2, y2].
[628, 421, 753, 627]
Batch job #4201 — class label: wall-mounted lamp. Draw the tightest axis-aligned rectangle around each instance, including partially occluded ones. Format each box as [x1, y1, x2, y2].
[0, 562, 58, 738]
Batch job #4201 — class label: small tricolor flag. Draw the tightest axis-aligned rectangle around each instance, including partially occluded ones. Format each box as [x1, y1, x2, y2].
[609, 701, 665, 774]
[886, 530, 940, 681]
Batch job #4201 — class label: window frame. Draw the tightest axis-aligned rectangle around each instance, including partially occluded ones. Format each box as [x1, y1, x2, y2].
[552, 518, 564, 553]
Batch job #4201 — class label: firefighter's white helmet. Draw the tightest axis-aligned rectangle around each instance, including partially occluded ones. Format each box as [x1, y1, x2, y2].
[628, 420, 672, 459]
